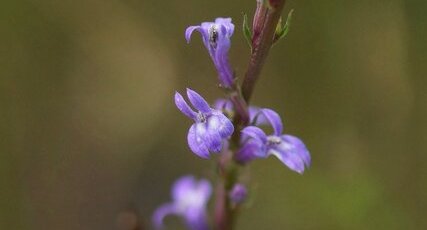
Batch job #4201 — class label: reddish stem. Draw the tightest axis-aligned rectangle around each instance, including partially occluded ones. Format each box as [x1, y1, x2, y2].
[214, 1, 287, 229]
[242, 0, 287, 102]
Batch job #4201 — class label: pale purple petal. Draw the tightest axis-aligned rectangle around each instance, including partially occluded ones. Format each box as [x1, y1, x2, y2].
[210, 111, 234, 138]
[261, 108, 283, 135]
[213, 23, 233, 87]
[175, 92, 197, 119]
[202, 123, 222, 153]
[214, 30, 233, 87]
[172, 176, 212, 207]
[196, 179, 213, 202]
[235, 140, 265, 163]
[249, 106, 268, 125]
[199, 22, 215, 56]
[200, 22, 214, 41]
[186, 88, 211, 113]
[214, 17, 234, 36]
[187, 22, 214, 59]
[184, 207, 209, 230]
[241, 126, 267, 143]
[213, 99, 233, 111]
[172, 175, 197, 201]
[187, 125, 210, 158]
[269, 142, 306, 174]
[191, 122, 221, 154]
[282, 135, 311, 167]
[185, 26, 200, 43]
[152, 203, 177, 229]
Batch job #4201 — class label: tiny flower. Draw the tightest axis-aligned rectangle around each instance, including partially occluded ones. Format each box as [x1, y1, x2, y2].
[237, 109, 311, 174]
[175, 89, 234, 158]
[185, 18, 235, 88]
[229, 184, 248, 204]
[153, 176, 212, 230]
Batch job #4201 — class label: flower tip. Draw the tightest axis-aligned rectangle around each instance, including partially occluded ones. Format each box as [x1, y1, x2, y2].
[185, 26, 198, 44]
[174, 91, 180, 98]
[197, 153, 210, 159]
[185, 87, 194, 94]
[294, 165, 307, 174]
[174, 91, 183, 105]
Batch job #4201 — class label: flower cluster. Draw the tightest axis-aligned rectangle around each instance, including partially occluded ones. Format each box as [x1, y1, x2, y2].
[153, 13, 311, 230]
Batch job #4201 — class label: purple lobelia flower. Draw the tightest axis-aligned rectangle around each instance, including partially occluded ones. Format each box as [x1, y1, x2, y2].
[153, 175, 212, 230]
[236, 108, 311, 174]
[175, 89, 234, 158]
[185, 18, 235, 88]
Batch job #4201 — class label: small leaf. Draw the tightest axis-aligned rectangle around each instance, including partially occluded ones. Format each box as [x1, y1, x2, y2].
[242, 13, 253, 51]
[274, 9, 294, 44]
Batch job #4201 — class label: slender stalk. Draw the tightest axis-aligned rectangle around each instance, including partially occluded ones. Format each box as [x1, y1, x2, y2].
[214, 1, 288, 229]
[242, 0, 287, 102]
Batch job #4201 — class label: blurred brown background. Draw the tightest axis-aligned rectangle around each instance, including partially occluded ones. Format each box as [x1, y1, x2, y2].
[1, 0, 426, 229]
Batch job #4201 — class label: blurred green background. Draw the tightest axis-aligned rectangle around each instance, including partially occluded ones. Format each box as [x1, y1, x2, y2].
[1, 0, 426, 229]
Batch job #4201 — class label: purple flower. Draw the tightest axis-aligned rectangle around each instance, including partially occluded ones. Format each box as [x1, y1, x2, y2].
[153, 176, 212, 230]
[185, 18, 235, 88]
[229, 184, 248, 204]
[175, 89, 234, 158]
[237, 109, 311, 174]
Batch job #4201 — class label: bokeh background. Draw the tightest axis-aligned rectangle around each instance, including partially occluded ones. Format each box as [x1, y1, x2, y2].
[1, 0, 426, 229]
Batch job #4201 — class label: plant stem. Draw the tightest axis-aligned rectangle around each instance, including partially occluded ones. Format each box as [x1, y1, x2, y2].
[214, 1, 288, 229]
[242, 0, 287, 102]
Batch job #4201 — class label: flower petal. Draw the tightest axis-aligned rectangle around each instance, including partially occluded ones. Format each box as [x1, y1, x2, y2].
[248, 106, 268, 125]
[196, 179, 213, 202]
[200, 123, 222, 153]
[187, 125, 210, 158]
[172, 176, 212, 207]
[185, 26, 200, 43]
[282, 134, 311, 167]
[214, 17, 235, 36]
[214, 26, 233, 87]
[235, 140, 266, 164]
[210, 111, 234, 138]
[199, 22, 215, 57]
[213, 99, 233, 112]
[152, 203, 178, 229]
[175, 92, 197, 119]
[172, 175, 197, 201]
[186, 88, 212, 113]
[184, 207, 209, 230]
[241, 126, 267, 143]
[261, 108, 283, 135]
[269, 139, 307, 174]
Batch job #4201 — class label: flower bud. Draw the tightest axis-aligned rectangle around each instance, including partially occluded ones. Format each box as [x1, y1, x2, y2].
[229, 184, 248, 204]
